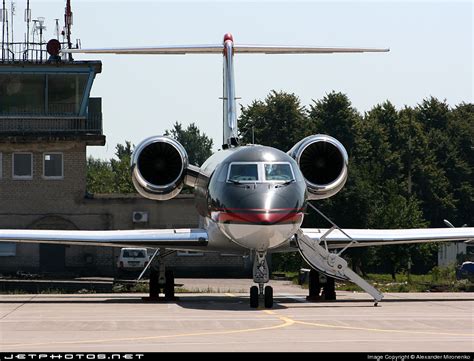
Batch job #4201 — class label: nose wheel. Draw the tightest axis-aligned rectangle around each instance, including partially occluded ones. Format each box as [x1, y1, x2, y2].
[264, 285, 273, 308]
[249, 285, 273, 308]
[250, 251, 273, 308]
[250, 286, 259, 308]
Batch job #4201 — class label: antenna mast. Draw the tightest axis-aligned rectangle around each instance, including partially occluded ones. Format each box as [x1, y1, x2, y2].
[1, 0, 5, 60]
[64, 0, 72, 61]
[25, 0, 30, 56]
[10, 0, 14, 44]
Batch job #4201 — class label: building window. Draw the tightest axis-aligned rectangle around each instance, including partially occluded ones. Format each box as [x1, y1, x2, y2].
[0, 243, 16, 256]
[177, 251, 204, 257]
[43, 153, 63, 179]
[12, 153, 33, 179]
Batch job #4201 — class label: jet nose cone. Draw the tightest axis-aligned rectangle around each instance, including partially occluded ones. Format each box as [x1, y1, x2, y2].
[215, 190, 304, 226]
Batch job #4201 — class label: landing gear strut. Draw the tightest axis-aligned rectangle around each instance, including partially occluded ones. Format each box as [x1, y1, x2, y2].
[250, 251, 273, 308]
[142, 249, 177, 302]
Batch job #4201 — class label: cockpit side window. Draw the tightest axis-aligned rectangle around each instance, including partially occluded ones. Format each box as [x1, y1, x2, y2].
[228, 163, 259, 182]
[264, 163, 294, 182]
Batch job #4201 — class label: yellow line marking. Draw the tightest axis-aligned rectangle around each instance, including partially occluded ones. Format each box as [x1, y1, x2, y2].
[4, 299, 470, 349]
[3, 314, 295, 349]
[294, 320, 474, 337]
[224, 293, 236, 297]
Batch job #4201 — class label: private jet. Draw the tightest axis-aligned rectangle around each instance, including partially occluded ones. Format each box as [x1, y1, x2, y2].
[1, 33, 473, 308]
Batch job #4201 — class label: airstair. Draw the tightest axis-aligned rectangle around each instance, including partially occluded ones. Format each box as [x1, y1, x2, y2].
[296, 204, 383, 305]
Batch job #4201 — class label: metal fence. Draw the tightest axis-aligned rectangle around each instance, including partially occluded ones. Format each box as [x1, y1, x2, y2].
[1, 41, 72, 63]
[0, 113, 102, 135]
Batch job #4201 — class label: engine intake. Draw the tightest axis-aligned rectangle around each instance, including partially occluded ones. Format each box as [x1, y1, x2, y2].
[131, 136, 189, 201]
[288, 135, 348, 200]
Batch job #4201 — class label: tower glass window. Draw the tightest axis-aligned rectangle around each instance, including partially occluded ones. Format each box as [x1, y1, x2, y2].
[0, 73, 88, 115]
[0, 74, 45, 114]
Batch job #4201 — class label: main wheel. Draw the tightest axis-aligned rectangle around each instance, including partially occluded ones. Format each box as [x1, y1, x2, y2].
[322, 277, 336, 301]
[308, 269, 321, 298]
[164, 269, 175, 299]
[264, 286, 273, 308]
[149, 268, 159, 298]
[250, 286, 259, 308]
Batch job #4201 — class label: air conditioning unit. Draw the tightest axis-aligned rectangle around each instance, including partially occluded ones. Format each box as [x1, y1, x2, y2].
[132, 211, 149, 223]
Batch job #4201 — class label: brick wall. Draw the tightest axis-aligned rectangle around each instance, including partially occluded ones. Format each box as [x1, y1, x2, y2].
[0, 141, 87, 212]
[0, 139, 251, 277]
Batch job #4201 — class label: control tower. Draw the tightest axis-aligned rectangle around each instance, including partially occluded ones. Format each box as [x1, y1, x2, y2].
[0, 47, 104, 207]
[0, 21, 106, 273]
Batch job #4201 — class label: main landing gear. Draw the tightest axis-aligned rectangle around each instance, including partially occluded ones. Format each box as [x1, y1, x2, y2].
[142, 249, 177, 302]
[306, 269, 336, 301]
[250, 251, 273, 308]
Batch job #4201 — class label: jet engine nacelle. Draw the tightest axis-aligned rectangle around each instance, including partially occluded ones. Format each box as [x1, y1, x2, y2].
[131, 136, 189, 201]
[288, 134, 348, 200]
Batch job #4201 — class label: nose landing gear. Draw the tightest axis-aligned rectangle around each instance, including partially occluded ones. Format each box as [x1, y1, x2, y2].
[250, 251, 273, 308]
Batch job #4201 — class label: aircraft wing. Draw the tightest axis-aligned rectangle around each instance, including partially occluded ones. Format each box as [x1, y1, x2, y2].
[301, 227, 474, 250]
[0, 228, 208, 249]
[62, 44, 389, 55]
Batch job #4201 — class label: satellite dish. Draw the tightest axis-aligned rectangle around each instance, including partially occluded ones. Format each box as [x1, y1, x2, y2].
[47, 39, 61, 56]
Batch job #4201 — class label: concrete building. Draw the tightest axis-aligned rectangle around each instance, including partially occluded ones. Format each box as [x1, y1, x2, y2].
[0, 58, 250, 278]
[438, 242, 473, 267]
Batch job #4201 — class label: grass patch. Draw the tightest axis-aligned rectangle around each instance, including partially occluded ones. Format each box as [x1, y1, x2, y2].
[283, 266, 473, 293]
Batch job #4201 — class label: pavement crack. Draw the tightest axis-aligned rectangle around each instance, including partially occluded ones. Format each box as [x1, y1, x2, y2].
[0, 295, 37, 320]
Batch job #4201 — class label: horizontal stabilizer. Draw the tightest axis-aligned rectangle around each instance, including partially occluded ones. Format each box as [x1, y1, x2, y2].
[234, 45, 389, 54]
[62, 44, 389, 55]
[62, 44, 224, 54]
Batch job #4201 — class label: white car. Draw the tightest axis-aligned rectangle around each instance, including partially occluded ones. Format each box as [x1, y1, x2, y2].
[117, 248, 149, 273]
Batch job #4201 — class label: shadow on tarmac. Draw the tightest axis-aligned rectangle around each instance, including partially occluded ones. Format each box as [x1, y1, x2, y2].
[0, 294, 472, 312]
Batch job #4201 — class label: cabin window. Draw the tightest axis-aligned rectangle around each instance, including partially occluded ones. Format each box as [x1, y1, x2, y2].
[264, 163, 294, 182]
[228, 163, 259, 182]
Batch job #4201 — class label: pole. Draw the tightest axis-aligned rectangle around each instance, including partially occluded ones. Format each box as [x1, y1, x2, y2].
[10, 0, 13, 45]
[65, 0, 72, 61]
[2, 0, 5, 60]
[26, 0, 30, 56]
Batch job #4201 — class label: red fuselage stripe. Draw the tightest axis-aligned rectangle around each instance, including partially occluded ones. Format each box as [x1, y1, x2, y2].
[217, 211, 304, 225]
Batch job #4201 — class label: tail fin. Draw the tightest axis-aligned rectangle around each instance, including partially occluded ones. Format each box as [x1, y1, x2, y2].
[62, 35, 389, 148]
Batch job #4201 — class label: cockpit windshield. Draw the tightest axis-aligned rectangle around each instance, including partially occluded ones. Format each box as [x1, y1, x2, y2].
[228, 163, 259, 182]
[264, 163, 293, 182]
[227, 162, 294, 183]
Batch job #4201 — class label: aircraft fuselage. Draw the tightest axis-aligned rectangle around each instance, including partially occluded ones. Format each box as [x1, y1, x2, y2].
[194, 145, 307, 252]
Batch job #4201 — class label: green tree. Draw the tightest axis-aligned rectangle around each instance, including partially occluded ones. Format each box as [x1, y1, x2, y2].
[238, 90, 310, 151]
[87, 141, 136, 194]
[110, 141, 135, 193]
[308, 92, 361, 153]
[165, 122, 213, 166]
[86, 157, 114, 194]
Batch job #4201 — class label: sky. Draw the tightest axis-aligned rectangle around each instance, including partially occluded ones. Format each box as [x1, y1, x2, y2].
[2, 0, 473, 159]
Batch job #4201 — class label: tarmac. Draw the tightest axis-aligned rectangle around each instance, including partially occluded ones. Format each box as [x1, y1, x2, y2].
[0, 278, 473, 352]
